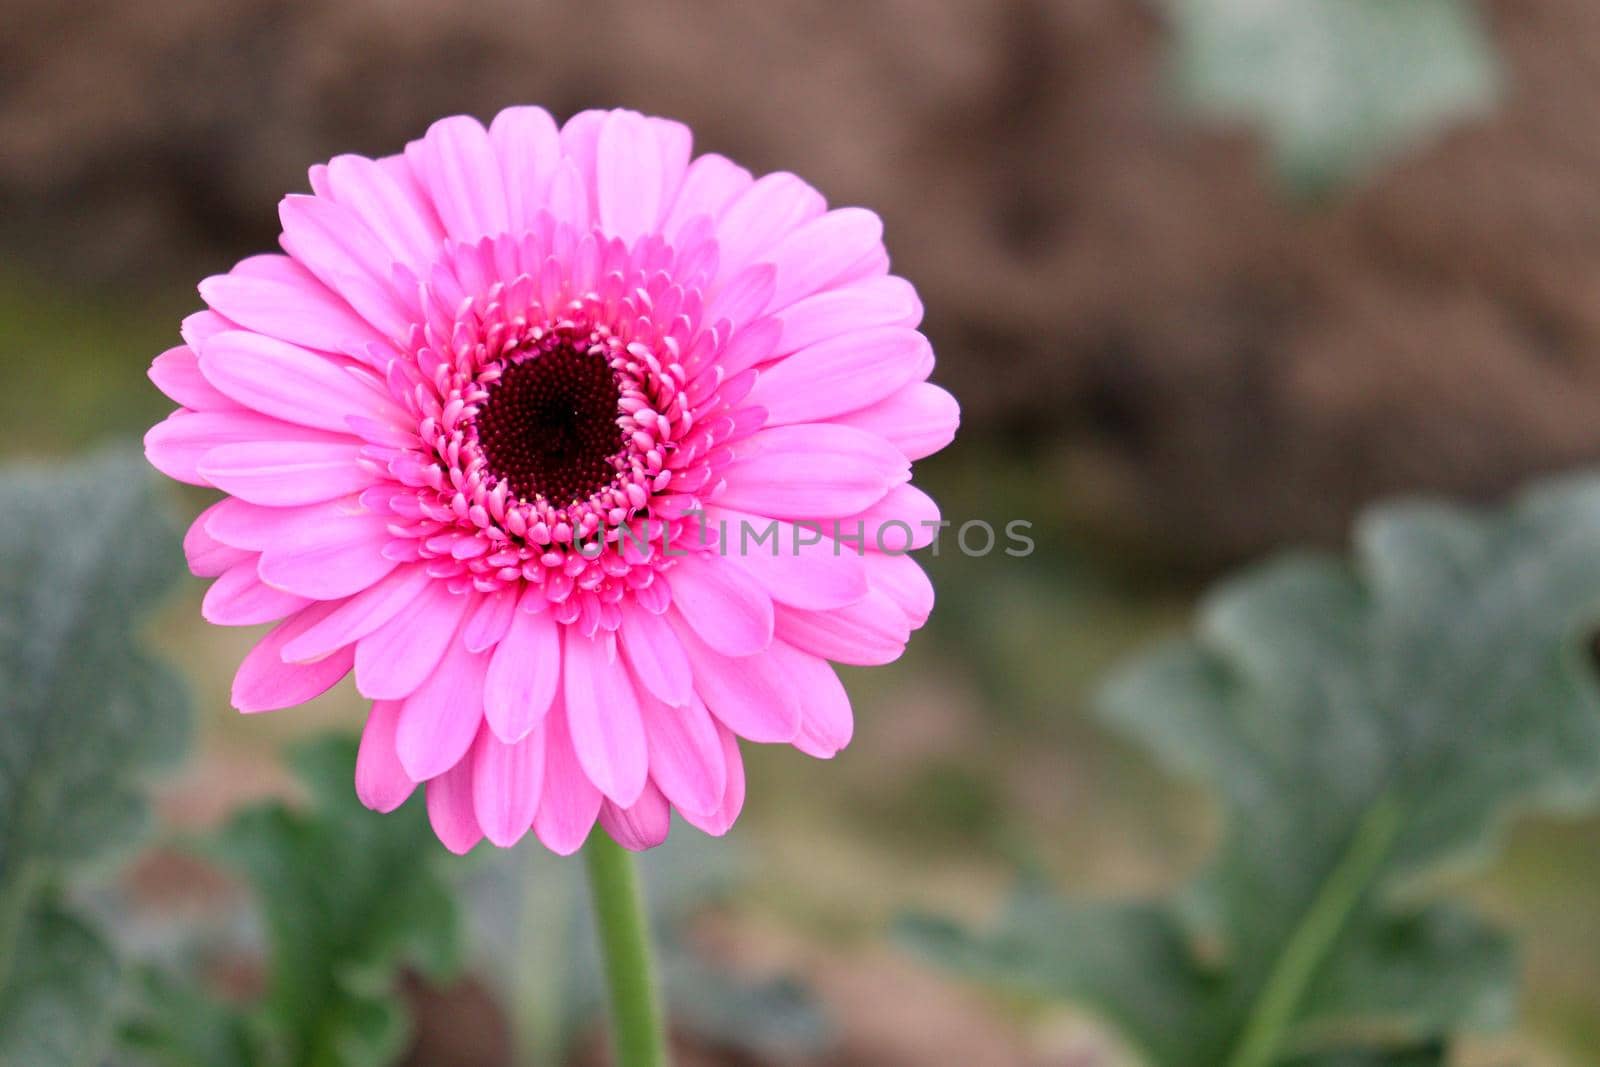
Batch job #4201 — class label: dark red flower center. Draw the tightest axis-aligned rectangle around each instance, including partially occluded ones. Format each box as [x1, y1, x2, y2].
[475, 344, 625, 504]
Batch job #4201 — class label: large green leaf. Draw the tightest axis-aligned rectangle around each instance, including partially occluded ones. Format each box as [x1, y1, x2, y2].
[0, 450, 188, 876]
[905, 475, 1600, 1066]
[0, 450, 190, 1067]
[123, 736, 463, 1067]
[219, 736, 461, 1067]
[1170, 0, 1500, 194]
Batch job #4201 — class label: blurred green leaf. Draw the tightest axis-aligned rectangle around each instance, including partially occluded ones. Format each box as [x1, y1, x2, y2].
[118, 969, 259, 1067]
[122, 735, 463, 1067]
[906, 475, 1600, 1065]
[1170, 0, 1500, 194]
[0, 450, 188, 876]
[216, 735, 462, 1067]
[0, 450, 190, 1067]
[0, 903, 120, 1066]
[1283, 1041, 1445, 1067]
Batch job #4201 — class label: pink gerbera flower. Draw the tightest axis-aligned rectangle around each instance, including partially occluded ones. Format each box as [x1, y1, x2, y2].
[145, 107, 957, 854]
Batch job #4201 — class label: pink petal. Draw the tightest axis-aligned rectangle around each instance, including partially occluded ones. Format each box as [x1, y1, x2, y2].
[199, 259, 383, 356]
[714, 173, 826, 280]
[774, 590, 910, 666]
[355, 582, 473, 700]
[765, 207, 885, 310]
[617, 599, 693, 706]
[668, 613, 802, 743]
[534, 694, 603, 855]
[838, 244, 890, 286]
[279, 194, 413, 339]
[597, 109, 664, 244]
[836, 382, 960, 461]
[406, 115, 509, 243]
[319, 154, 444, 269]
[184, 504, 253, 577]
[545, 159, 590, 231]
[837, 483, 943, 551]
[705, 264, 776, 330]
[664, 553, 774, 657]
[232, 602, 355, 713]
[679, 725, 746, 837]
[202, 560, 313, 626]
[472, 723, 546, 848]
[281, 564, 432, 663]
[397, 634, 489, 781]
[256, 504, 396, 600]
[648, 117, 693, 208]
[484, 607, 560, 743]
[746, 327, 930, 427]
[463, 588, 518, 653]
[145, 410, 338, 487]
[773, 276, 923, 354]
[715, 425, 908, 519]
[599, 780, 672, 852]
[863, 551, 936, 628]
[356, 699, 417, 813]
[181, 309, 234, 349]
[641, 693, 726, 817]
[558, 109, 605, 187]
[149, 345, 235, 410]
[198, 440, 373, 506]
[715, 318, 783, 379]
[562, 631, 649, 806]
[490, 106, 562, 233]
[426, 757, 483, 855]
[707, 506, 870, 611]
[662, 154, 752, 241]
[198, 330, 402, 433]
[205, 497, 323, 551]
[783, 647, 854, 758]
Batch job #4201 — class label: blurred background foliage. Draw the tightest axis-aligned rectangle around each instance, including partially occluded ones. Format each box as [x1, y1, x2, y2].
[3, 0, 1599, 1064]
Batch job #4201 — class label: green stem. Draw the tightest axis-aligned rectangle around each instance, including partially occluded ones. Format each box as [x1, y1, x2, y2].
[513, 847, 558, 1067]
[584, 833, 669, 1067]
[0, 858, 36, 990]
[1225, 797, 1405, 1067]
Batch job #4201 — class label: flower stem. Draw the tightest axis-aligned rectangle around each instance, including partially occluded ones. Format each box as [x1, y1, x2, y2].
[513, 846, 560, 1067]
[583, 832, 669, 1067]
[0, 858, 35, 990]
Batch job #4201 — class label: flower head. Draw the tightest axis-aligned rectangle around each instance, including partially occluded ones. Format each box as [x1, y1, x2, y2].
[146, 107, 958, 853]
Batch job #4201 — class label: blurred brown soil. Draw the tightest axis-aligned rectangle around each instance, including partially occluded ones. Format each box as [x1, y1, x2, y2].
[121, 838, 1058, 1067]
[7, 0, 1600, 565]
